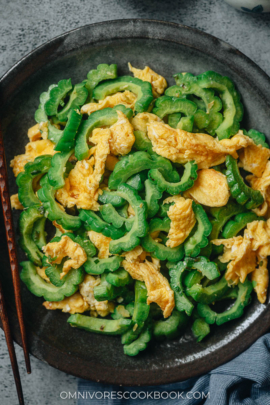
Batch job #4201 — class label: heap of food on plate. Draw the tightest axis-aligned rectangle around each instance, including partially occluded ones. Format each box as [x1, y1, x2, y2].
[10, 62, 270, 356]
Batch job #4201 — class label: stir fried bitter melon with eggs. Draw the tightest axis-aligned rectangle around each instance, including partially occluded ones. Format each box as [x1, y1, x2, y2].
[10, 63, 270, 356]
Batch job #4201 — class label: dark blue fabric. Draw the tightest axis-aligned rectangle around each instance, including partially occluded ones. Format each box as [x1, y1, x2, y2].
[77, 333, 270, 405]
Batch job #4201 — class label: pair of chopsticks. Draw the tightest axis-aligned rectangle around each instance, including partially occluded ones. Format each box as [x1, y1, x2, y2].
[0, 123, 31, 405]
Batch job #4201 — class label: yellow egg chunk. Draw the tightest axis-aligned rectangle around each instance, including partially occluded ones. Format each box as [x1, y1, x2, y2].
[185, 169, 230, 207]
[43, 292, 90, 314]
[27, 123, 42, 141]
[212, 219, 270, 287]
[90, 111, 135, 157]
[244, 219, 270, 258]
[43, 235, 87, 279]
[147, 121, 253, 169]
[56, 156, 98, 210]
[123, 258, 174, 318]
[10, 194, 24, 210]
[81, 91, 136, 114]
[131, 112, 161, 133]
[79, 275, 115, 317]
[88, 231, 111, 259]
[56, 129, 111, 211]
[213, 236, 256, 285]
[87, 130, 111, 191]
[10, 139, 56, 177]
[121, 246, 144, 263]
[128, 63, 167, 98]
[214, 219, 270, 261]
[166, 197, 196, 247]
[251, 258, 269, 304]
[238, 143, 270, 178]
[108, 110, 135, 156]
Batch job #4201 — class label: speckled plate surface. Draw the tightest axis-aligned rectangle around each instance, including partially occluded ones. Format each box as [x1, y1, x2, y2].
[1, 19, 270, 386]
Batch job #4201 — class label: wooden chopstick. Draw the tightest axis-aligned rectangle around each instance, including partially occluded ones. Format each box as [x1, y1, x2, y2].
[0, 122, 31, 374]
[0, 280, 25, 405]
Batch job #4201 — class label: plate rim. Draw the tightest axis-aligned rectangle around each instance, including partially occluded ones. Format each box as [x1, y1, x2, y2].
[1, 18, 270, 386]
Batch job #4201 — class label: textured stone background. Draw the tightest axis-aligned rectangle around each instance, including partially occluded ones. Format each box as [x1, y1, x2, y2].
[0, 0, 269, 404]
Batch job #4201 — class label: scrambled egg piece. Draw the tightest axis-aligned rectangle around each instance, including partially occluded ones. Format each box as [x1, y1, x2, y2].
[43, 235, 87, 279]
[123, 258, 174, 318]
[247, 161, 270, 217]
[92, 110, 134, 156]
[212, 219, 270, 302]
[251, 259, 269, 304]
[43, 275, 115, 316]
[27, 123, 42, 142]
[213, 236, 256, 285]
[244, 219, 270, 258]
[56, 129, 111, 210]
[27, 122, 49, 141]
[87, 129, 111, 187]
[238, 143, 270, 178]
[128, 63, 167, 98]
[10, 194, 24, 210]
[166, 196, 196, 247]
[88, 231, 111, 259]
[81, 91, 136, 114]
[214, 219, 270, 260]
[184, 169, 230, 207]
[131, 112, 161, 133]
[10, 139, 56, 177]
[147, 122, 253, 169]
[109, 111, 135, 156]
[122, 245, 145, 262]
[79, 275, 115, 317]
[43, 292, 90, 314]
[36, 266, 50, 283]
[56, 156, 98, 210]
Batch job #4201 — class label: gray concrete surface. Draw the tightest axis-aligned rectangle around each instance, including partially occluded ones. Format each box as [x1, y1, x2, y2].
[0, 0, 270, 404]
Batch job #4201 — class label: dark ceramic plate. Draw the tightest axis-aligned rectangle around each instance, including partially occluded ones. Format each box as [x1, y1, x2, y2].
[1, 19, 270, 386]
